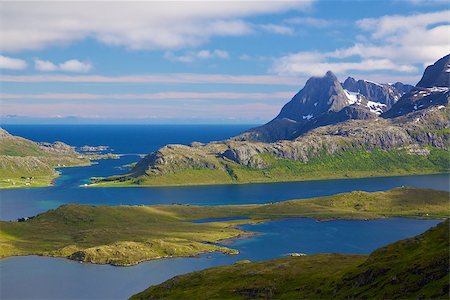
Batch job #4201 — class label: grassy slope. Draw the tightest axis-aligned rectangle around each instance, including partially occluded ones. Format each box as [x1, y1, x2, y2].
[0, 131, 90, 188]
[92, 147, 449, 187]
[131, 220, 449, 300]
[1, 187, 448, 266]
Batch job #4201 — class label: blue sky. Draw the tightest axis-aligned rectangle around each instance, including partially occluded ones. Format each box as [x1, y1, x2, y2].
[1, 0, 449, 124]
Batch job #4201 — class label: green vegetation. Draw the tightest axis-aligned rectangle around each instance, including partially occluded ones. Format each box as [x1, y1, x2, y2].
[92, 147, 449, 187]
[1, 187, 448, 266]
[131, 220, 449, 300]
[0, 129, 91, 188]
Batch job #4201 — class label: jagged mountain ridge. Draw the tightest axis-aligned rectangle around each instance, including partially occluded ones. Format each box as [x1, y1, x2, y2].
[235, 71, 414, 143]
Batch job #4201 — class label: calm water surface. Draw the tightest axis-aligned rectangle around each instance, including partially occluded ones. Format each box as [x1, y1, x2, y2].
[0, 125, 447, 299]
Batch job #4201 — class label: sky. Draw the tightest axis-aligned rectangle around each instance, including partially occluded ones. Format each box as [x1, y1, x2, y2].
[0, 0, 449, 124]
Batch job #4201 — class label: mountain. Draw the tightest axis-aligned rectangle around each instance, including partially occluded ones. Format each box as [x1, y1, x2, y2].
[94, 55, 450, 188]
[236, 71, 415, 143]
[132, 220, 449, 299]
[0, 128, 90, 188]
[236, 71, 383, 142]
[383, 54, 449, 118]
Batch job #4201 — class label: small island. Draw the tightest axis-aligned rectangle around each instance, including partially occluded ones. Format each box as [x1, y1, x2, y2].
[1, 187, 448, 266]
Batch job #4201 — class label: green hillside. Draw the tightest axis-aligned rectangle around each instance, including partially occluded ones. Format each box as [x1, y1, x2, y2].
[0, 128, 90, 188]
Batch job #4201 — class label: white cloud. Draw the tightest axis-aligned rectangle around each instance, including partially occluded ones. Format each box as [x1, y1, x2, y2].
[260, 24, 294, 35]
[271, 51, 416, 76]
[34, 59, 58, 71]
[271, 10, 450, 78]
[34, 59, 92, 72]
[165, 49, 230, 63]
[0, 55, 27, 70]
[59, 60, 92, 72]
[0, 1, 313, 53]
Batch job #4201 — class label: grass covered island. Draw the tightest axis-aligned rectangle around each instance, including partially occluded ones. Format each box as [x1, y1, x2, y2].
[0, 187, 448, 266]
[132, 220, 449, 300]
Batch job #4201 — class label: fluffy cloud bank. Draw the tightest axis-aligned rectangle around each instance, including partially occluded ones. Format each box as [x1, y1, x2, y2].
[1, 1, 313, 53]
[34, 59, 93, 73]
[271, 10, 450, 77]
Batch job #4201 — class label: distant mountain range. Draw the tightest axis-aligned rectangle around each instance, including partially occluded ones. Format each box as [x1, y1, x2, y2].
[94, 54, 449, 187]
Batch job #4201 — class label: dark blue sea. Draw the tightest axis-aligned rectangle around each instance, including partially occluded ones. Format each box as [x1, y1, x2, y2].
[0, 124, 448, 299]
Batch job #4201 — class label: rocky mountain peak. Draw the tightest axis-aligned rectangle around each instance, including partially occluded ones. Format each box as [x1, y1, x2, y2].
[275, 70, 349, 123]
[416, 54, 450, 88]
[325, 70, 338, 80]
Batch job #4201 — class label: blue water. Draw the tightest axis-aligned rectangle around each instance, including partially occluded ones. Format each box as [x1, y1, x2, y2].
[0, 125, 448, 299]
[0, 218, 441, 300]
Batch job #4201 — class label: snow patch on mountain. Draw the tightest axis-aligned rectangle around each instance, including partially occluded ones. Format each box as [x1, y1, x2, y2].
[367, 101, 387, 115]
[343, 89, 360, 105]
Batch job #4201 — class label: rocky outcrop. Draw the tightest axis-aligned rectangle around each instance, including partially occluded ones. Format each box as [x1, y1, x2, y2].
[38, 141, 78, 156]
